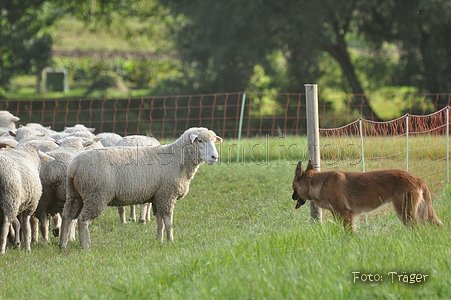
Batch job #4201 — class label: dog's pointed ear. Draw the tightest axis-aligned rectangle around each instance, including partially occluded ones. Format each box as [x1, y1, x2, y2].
[295, 161, 303, 176]
[307, 160, 314, 171]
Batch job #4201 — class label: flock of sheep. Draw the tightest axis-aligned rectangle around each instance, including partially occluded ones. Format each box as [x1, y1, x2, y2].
[0, 110, 222, 253]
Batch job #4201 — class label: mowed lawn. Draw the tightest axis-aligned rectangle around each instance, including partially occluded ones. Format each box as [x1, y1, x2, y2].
[1, 145, 451, 299]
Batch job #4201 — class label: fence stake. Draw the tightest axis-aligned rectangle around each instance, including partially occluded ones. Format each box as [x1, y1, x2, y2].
[359, 117, 368, 224]
[359, 117, 365, 172]
[236, 92, 246, 163]
[406, 114, 409, 172]
[305, 84, 322, 221]
[447, 106, 449, 182]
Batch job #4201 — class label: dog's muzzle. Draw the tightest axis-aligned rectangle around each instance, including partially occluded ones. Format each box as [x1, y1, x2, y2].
[292, 190, 306, 209]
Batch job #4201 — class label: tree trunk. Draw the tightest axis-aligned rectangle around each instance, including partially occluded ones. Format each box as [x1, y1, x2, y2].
[321, 34, 382, 121]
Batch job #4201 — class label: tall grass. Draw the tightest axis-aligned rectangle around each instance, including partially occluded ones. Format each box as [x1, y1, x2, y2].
[0, 157, 450, 299]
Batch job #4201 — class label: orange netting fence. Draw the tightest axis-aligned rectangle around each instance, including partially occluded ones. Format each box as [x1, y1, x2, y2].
[320, 107, 450, 196]
[2, 92, 451, 139]
[2, 92, 451, 194]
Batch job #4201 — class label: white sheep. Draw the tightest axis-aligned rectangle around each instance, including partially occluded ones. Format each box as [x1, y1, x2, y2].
[113, 135, 161, 224]
[0, 111, 20, 134]
[0, 137, 18, 148]
[25, 123, 56, 136]
[9, 126, 54, 142]
[57, 136, 88, 150]
[59, 127, 222, 249]
[34, 137, 86, 242]
[0, 144, 54, 253]
[61, 124, 96, 141]
[96, 132, 122, 147]
[17, 139, 59, 153]
[64, 124, 95, 133]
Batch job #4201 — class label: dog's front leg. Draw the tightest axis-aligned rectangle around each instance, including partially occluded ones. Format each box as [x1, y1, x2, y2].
[340, 211, 354, 232]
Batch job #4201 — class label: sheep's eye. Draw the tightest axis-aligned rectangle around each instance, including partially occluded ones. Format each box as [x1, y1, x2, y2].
[198, 140, 203, 143]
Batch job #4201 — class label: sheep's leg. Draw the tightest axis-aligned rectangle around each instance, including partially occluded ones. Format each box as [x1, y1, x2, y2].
[77, 199, 108, 249]
[139, 204, 149, 223]
[11, 218, 21, 249]
[1, 217, 12, 254]
[52, 214, 62, 237]
[22, 214, 32, 251]
[30, 216, 40, 243]
[129, 205, 136, 222]
[117, 207, 126, 224]
[77, 219, 91, 249]
[36, 211, 50, 242]
[156, 214, 164, 243]
[59, 216, 73, 249]
[59, 197, 83, 249]
[146, 204, 152, 223]
[69, 220, 77, 241]
[163, 214, 174, 242]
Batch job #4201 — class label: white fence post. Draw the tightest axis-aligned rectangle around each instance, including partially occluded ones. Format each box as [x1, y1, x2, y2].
[305, 84, 322, 221]
[406, 114, 409, 172]
[447, 106, 449, 182]
[236, 92, 246, 164]
[359, 117, 365, 172]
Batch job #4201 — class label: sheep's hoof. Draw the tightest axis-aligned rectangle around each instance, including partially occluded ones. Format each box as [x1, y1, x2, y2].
[53, 227, 60, 237]
[139, 218, 147, 223]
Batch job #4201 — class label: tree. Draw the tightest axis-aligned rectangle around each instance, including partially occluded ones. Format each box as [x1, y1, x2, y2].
[159, 0, 384, 119]
[358, 0, 451, 107]
[0, 1, 59, 94]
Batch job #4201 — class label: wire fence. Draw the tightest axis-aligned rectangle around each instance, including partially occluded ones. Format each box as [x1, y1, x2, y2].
[319, 106, 450, 196]
[1, 91, 451, 194]
[2, 92, 451, 139]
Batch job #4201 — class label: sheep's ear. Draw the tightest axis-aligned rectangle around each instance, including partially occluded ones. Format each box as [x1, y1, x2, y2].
[12, 116, 20, 122]
[94, 137, 102, 142]
[38, 151, 55, 162]
[88, 127, 95, 133]
[215, 136, 223, 143]
[190, 134, 198, 143]
[8, 130, 16, 137]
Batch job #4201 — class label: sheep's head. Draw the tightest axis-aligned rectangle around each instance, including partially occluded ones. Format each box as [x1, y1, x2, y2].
[189, 129, 222, 165]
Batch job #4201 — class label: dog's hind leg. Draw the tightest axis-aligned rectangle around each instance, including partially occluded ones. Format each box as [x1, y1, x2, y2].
[393, 192, 418, 226]
[418, 187, 443, 226]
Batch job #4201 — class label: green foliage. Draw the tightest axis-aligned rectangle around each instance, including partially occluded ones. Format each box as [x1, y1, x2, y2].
[4, 0, 451, 117]
[49, 56, 185, 96]
[0, 1, 60, 91]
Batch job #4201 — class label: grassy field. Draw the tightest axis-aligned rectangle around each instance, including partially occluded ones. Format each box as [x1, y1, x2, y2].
[1, 150, 450, 299]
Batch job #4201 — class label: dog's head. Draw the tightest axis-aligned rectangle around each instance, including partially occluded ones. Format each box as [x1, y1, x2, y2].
[291, 160, 314, 209]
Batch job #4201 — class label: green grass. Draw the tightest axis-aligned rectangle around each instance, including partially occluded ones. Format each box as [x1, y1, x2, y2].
[1, 161, 450, 299]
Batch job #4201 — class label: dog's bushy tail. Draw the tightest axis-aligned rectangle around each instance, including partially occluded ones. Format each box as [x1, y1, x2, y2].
[418, 183, 443, 226]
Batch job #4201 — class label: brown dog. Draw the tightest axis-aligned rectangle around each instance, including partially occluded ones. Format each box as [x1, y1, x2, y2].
[292, 160, 443, 231]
